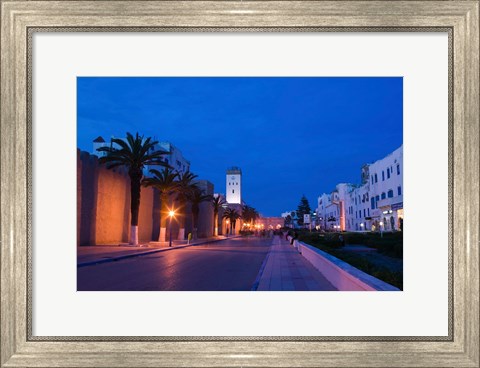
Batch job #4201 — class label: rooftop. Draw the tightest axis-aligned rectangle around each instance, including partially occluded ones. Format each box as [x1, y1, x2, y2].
[227, 166, 242, 174]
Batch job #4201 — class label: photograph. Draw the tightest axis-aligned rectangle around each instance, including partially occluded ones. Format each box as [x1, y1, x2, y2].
[76, 76, 403, 291]
[2, 0, 479, 365]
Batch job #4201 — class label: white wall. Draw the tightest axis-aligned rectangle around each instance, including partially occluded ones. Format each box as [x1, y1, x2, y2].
[317, 145, 403, 232]
[226, 172, 242, 204]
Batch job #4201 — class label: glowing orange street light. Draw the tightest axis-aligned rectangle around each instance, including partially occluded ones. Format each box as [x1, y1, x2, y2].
[168, 210, 176, 247]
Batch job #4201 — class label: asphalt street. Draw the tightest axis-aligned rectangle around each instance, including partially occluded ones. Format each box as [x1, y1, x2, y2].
[77, 236, 271, 291]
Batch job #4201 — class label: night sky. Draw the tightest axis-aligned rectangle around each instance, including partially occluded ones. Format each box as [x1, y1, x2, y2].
[77, 77, 403, 217]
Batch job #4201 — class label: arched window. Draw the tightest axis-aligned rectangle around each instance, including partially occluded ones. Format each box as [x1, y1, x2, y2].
[381, 192, 386, 200]
[388, 190, 394, 198]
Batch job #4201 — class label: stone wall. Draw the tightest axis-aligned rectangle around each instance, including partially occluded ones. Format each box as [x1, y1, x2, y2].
[77, 149, 214, 245]
[77, 149, 157, 245]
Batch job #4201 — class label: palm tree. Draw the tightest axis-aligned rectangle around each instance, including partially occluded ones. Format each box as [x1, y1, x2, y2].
[242, 205, 259, 226]
[97, 132, 167, 245]
[142, 167, 179, 242]
[222, 208, 241, 235]
[211, 195, 226, 236]
[188, 187, 213, 240]
[175, 170, 198, 240]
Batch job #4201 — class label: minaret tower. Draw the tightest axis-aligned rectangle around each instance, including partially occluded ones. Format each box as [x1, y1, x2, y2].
[226, 167, 242, 204]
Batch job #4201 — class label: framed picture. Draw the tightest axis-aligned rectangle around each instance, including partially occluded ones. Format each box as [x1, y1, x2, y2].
[1, 1, 478, 367]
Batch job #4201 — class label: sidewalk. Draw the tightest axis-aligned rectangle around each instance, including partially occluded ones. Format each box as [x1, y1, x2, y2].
[77, 235, 231, 267]
[256, 236, 337, 291]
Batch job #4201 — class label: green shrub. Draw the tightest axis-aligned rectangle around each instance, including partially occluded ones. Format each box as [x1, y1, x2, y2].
[342, 232, 367, 245]
[364, 232, 403, 258]
[298, 231, 344, 248]
[297, 231, 403, 289]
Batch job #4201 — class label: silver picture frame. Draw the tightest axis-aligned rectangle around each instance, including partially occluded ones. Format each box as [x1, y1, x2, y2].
[1, 1, 479, 366]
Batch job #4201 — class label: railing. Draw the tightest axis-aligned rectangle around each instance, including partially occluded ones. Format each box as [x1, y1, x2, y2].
[286, 236, 399, 291]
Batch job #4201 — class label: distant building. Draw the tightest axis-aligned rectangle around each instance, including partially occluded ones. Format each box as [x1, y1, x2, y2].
[152, 141, 190, 175]
[92, 136, 108, 157]
[92, 136, 190, 176]
[226, 166, 242, 204]
[316, 145, 403, 232]
[256, 217, 284, 230]
[195, 180, 214, 196]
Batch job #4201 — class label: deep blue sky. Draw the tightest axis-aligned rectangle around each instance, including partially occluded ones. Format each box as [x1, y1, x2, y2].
[77, 77, 402, 217]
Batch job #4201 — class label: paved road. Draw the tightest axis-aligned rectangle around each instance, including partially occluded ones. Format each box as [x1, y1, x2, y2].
[77, 237, 271, 291]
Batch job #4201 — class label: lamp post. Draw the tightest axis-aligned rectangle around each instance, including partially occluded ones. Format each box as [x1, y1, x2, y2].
[168, 210, 175, 247]
[379, 221, 384, 238]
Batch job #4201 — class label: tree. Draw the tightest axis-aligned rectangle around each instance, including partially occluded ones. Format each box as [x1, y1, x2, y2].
[296, 194, 312, 226]
[222, 208, 241, 235]
[188, 186, 213, 240]
[142, 167, 179, 242]
[284, 214, 292, 227]
[97, 132, 167, 246]
[211, 195, 226, 236]
[241, 205, 259, 225]
[175, 170, 198, 240]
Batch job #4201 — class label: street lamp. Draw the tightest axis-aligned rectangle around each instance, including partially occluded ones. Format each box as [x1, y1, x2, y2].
[379, 221, 384, 238]
[168, 210, 175, 247]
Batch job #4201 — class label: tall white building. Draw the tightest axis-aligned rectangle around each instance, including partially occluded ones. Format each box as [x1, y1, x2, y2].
[367, 145, 403, 231]
[317, 145, 403, 232]
[226, 167, 242, 204]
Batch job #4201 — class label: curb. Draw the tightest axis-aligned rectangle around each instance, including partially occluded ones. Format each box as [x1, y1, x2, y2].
[250, 239, 275, 291]
[77, 236, 239, 268]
